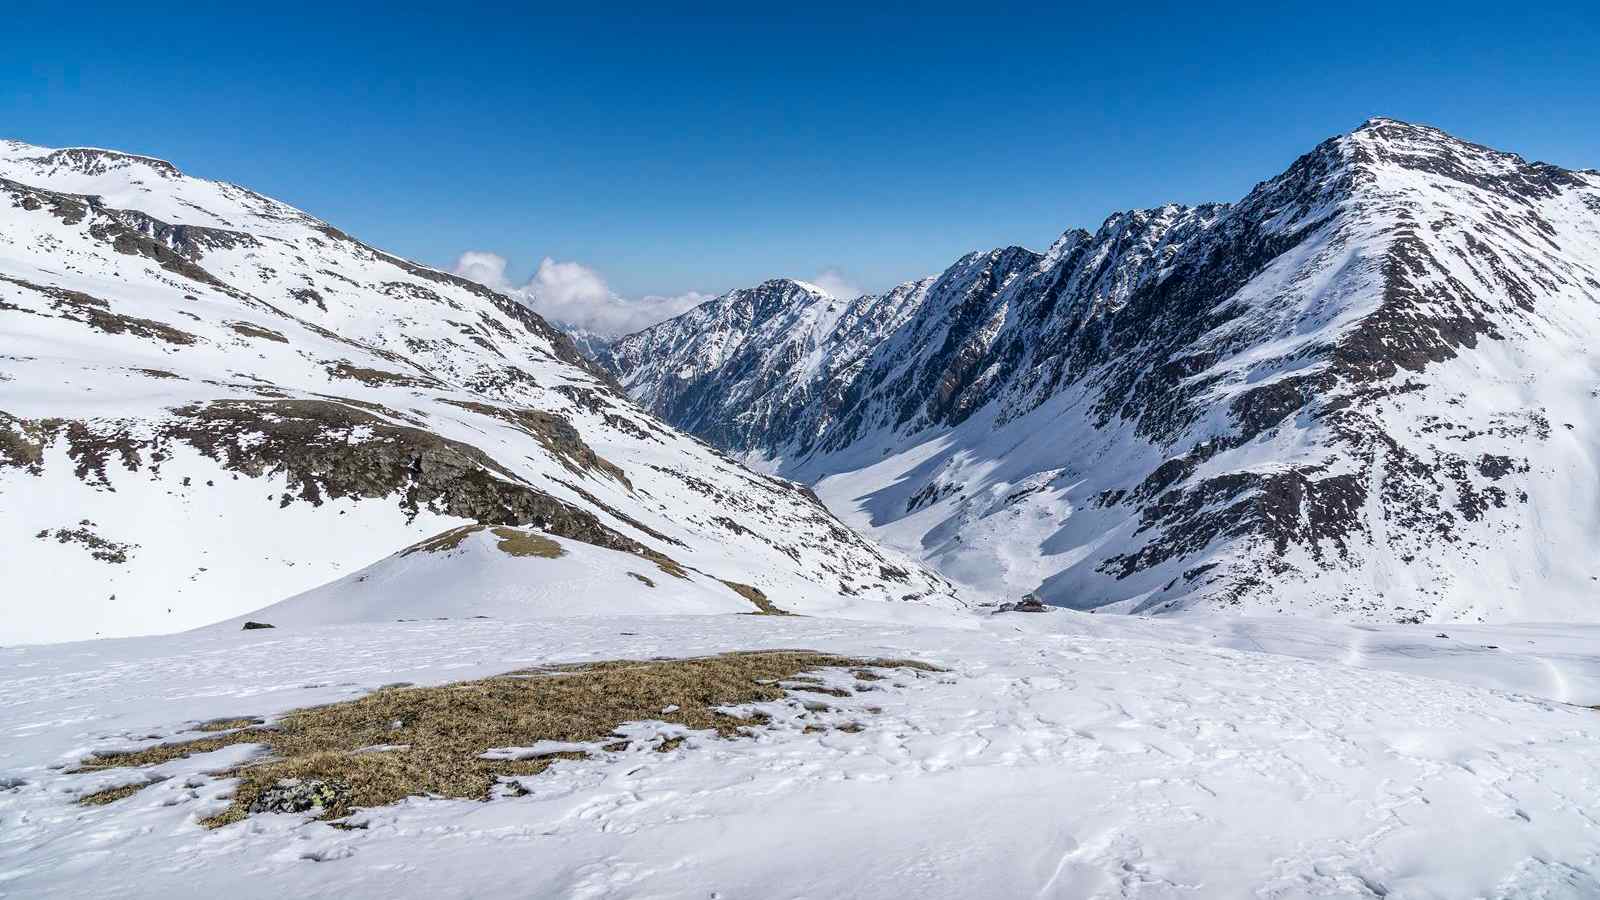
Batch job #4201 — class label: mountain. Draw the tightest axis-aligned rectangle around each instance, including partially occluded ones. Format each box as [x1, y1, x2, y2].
[0, 140, 961, 644]
[561, 327, 615, 362]
[605, 118, 1600, 624]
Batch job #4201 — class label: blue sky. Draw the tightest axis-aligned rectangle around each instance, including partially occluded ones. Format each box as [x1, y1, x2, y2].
[6, 2, 1598, 327]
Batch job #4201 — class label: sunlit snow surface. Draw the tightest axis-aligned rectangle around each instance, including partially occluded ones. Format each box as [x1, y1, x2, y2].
[3, 611, 1599, 898]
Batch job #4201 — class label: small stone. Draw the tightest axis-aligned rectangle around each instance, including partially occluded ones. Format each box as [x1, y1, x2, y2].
[241, 621, 275, 630]
[249, 777, 352, 815]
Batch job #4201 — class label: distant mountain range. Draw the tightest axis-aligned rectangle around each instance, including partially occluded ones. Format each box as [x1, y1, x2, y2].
[604, 119, 1600, 623]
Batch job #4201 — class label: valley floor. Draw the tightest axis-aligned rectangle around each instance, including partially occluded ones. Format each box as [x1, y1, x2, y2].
[3, 611, 1599, 898]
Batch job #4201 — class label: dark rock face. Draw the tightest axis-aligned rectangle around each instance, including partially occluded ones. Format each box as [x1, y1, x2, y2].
[607, 119, 1600, 621]
[4, 399, 655, 558]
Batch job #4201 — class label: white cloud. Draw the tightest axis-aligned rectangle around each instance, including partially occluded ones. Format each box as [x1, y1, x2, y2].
[450, 252, 711, 338]
[451, 251, 514, 293]
[808, 268, 863, 300]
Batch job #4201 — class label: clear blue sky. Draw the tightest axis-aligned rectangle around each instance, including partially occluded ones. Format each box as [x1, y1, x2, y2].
[6, 2, 1598, 300]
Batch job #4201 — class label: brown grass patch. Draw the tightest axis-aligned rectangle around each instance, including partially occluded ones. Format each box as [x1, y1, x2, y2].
[719, 580, 791, 615]
[489, 526, 563, 558]
[401, 524, 480, 555]
[72, 651, 941, 827]
[196, 717, 265, 732]
[227, 321, 289, 343]
[326, 362, 440, 389]
[399, 524, 563, 559]
[626, 572, 656, 587]
[401, 523, 688, 581]
[78, 781, 154, 806]
[649, 552, 691, 579]
[73, 731, 269, 773]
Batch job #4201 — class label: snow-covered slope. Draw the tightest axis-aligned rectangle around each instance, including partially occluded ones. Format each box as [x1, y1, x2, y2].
[217, 524, 758, 628]
[607, 119, 1600, 624]
[0, 140, 961, 644]
[6, 612, 1600, 898]
[222, 521, 966, 631]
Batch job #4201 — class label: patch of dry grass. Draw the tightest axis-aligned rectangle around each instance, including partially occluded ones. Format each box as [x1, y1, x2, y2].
[400, 524, 481, 555]
[226, 321, 289, 343]
[489, 526, 563, 558]
[73, 732, 265, 773]
[647, 551, 691, 579]
[400, 524, 564, 559]
[718, 580, 791, 615]
[326, 361, 440, 388]
[195, 717, 265, 732]
[401, 523, 683, 577]
[72, 651, 941, 826]
[77, 781, 154, 806]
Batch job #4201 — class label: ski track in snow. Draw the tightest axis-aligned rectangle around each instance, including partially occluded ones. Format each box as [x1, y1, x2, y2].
[3, 613, 1599, 898]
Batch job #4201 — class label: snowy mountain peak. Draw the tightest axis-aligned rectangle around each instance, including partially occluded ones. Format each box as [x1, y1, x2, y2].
[0, 141, 191, 189]
[1357, 114, 1409, 128]
[1337, 116, 1595, 201]
[745, 277, 835, 315]
[0, 139, 325, 238]
[42, 146, 182, 178]
[607, 120, 1600, 624]
[782, 278, 837, 298]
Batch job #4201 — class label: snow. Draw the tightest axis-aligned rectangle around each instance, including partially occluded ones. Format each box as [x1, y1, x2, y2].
[6, 441, 466, 642]
[212, 525, 759, 628]
[3, 611, 1600, 897]
[0, 141, 963, 645]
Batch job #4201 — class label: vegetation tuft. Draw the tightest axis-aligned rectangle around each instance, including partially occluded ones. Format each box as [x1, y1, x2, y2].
[718, 580, 791, 615]
[489, 526, 563, 558]
[226, 321, 289, 343]
[77, 781, 154, 806]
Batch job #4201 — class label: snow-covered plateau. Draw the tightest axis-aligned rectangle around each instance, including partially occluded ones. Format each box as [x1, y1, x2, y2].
[3, 612, 1600, 898]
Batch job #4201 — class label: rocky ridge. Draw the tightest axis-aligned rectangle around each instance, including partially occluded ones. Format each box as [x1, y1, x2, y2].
[606, 119, 1600, 623]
